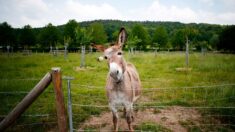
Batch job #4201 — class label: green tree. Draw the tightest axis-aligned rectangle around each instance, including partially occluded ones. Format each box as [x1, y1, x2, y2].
[112, 30, 119, 42]
[64, 19, 78, 47]
[171, 29, 185, 49]
[126, 34, 142, 53]
[0, 22, 15, 46]
[39, 23, 61, 48]
[75, 27, 93, 46]
[171, 27, 198, 50]
[19, 25, 36, 49]
[132, 24, 150, 50]
[209, 34, 219, 50]
[152, 26, 168, 49]
[218, 25, 235, 52]
[89, 22, 107, 44]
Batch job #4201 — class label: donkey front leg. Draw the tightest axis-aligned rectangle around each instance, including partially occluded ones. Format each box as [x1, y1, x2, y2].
[110, 103, 119, 131]
[112, 111, 118, 132]
[125, 105, 134, 132]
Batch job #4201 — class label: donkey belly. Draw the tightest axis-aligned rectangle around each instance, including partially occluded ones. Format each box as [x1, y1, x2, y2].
[109, 91, 133, 112]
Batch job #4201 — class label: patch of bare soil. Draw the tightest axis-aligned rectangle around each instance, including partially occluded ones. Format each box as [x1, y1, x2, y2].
[78, 106, 203, 132]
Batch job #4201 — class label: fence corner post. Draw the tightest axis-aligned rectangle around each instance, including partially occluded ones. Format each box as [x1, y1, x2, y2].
[51, 67, 68, 132]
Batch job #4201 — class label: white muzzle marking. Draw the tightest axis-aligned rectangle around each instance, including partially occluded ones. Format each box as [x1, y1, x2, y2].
[109, 62, 123, 81]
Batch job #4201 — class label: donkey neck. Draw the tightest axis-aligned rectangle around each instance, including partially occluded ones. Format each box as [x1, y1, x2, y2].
[110, 73, 125, 86]
[109, 69, 131, 91]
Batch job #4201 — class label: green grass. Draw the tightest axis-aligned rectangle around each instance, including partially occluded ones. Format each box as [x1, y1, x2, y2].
[0, 52, 235, 131]
[135, 122, 171, 132]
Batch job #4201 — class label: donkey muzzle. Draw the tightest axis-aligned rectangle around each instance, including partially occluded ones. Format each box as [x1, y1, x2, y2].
[109, 62, 123, 82]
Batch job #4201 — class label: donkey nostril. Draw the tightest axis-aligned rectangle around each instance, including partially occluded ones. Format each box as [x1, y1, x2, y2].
[117, 70, 119, 74]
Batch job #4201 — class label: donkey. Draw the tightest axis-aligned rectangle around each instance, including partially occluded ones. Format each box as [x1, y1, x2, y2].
[96, 28, 141, 131]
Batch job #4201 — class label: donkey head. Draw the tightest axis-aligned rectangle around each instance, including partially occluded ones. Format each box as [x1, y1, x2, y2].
[96, 28, 127, 83]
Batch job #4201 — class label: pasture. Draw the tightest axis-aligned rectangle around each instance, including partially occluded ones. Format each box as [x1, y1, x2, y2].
[0, 51, 235, 131]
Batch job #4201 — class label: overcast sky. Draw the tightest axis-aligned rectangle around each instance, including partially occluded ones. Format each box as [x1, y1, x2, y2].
[0, 0, 235, 28]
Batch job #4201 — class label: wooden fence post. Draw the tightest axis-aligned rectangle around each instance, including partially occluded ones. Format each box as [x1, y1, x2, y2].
[0, 72, 52, 131]
[80, 45, 85, 68]
[185, 36, 189, 68]
[51, 67, 67, 132]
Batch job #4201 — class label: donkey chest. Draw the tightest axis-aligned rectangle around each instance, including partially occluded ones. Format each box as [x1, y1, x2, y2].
[109, 90, 130, 105]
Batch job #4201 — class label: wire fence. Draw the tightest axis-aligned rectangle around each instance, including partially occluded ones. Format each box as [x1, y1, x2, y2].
[68, 81, 235, 132]
[1, 77, 235, 132]
[0, 71, 235, 132]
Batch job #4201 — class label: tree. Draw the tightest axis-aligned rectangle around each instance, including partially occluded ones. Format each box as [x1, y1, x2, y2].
[0, 22, 15, 46]
[75, 27, 92, 46]
[19, 25, 36, 49]
[126, 34, 142, 54]
[39, 23, 61, 48]
[152, 26, 168, 49]
[88, 22, 107, 44]
[184, 27, 199, 41]
[209, 34, 219, 50]
[171, 29, 185, 49]
[112, 30, 119, 42]
[171, 27, 198, 50]
[64, 19, 78, 47]
[132, 24, 150, 50]
[218, 25, 235, 52]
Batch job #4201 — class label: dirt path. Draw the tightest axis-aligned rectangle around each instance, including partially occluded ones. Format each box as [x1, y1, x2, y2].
[78, 106, 202, 132]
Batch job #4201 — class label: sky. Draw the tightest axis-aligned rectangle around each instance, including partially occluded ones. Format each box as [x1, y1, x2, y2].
[0, 0, 235, 28]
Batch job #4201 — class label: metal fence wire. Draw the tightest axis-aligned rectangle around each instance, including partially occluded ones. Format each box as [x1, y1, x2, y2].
[0, 78, 59, 132]
[66, 80, 235, 132]
[1, 77, 234, 132]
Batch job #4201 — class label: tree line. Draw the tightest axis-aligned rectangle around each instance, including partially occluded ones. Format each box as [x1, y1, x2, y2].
[0, 19, 234, 52]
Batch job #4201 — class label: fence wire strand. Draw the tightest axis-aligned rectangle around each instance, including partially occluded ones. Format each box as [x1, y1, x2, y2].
[1, 76, 235, 131]
[70, 82, 235, 131]
[70, 83, 235, 90]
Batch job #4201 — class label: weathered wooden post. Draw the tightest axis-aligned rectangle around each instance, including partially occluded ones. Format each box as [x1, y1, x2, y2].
[7, 45, 10, 57]
[201, 47, 206, 56]
[80, 46, 85, 68]
[153, 43, 158, 57]
[64, 43, 68, 60]
[131, 47, 134, 55]
[55, 46, 58, 56]
[89, 45, 93, 54]
[0, 73, 52, 131]
[154, 47, 157, 57]
[50, 46, 53, 53]
[51, 68, 67, 132]
[185, 36, 189, 68]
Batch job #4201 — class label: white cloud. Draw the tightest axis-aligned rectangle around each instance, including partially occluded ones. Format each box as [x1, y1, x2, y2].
[0, 0, 125, 27]
[0, 0, 123, 27]
[221, 0, 235, 12]
[199, 0, 214, 6]
[125, 1, 198, 23]
[63, 1, 123, 21]
[0, 0, 50, 27]
[0, 0, 235, 27]
[125, 0, 235, 25]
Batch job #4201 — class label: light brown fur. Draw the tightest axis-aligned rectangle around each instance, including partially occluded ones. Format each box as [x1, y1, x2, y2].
[96, 28, 141, 131]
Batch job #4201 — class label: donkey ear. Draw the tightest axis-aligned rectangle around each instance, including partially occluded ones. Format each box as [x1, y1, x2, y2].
[117, 27, 127, 48]
[91, 44, 107, 52]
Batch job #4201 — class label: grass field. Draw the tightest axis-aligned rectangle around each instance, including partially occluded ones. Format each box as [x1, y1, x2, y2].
[0, 51, 235, 131]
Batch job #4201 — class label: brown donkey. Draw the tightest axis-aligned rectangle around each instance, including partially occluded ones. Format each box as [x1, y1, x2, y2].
[96, 28, 141, 131]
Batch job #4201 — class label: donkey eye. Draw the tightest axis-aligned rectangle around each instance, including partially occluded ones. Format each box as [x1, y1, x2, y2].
[104, 56, 108, 59]
[117, 52, 122, 55]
